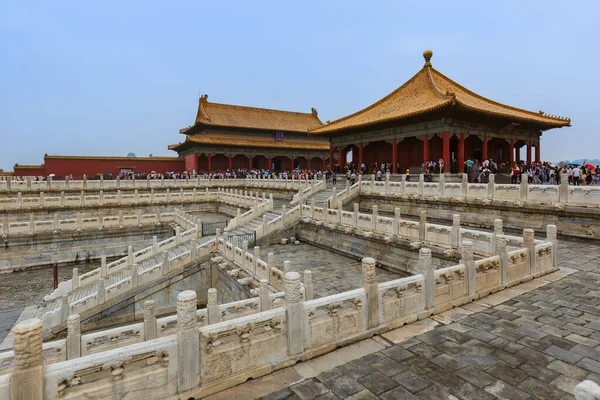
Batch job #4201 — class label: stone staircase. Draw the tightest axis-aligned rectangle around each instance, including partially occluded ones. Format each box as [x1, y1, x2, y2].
[33, 235, 217, 330]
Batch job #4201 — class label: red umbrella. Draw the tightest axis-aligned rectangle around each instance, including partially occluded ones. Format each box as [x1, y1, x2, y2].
[584, 163, 595, 170]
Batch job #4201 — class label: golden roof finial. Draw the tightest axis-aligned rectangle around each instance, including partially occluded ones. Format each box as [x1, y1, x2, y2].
[423, 50, 433, 67]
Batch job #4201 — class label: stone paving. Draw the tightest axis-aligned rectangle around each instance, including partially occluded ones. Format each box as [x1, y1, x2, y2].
[262, 240, 600, 399]
[259, 242, 407, 298]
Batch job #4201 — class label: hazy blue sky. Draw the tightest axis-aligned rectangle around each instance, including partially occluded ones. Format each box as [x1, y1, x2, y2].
[1, 1, 598, 170]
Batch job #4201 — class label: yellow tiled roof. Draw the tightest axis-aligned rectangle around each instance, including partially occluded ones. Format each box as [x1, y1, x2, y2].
[181, 96, 324, 133]
[13, 164, 44, 170]
[168, 133, 329, 151]
[310, 52, 570, 134]
[44, 155, 181, 161]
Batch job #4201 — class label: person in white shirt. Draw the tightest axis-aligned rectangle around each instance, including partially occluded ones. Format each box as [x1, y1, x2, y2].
[573, 166, 581, 186]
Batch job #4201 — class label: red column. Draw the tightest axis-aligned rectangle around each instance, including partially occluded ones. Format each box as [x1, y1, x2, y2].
[248, 155, 253, 170]
[526, 141, 532, 164]
[535, 142, 541, 162]
[207, 153, 212, 172]
[392, 138, 397, 173]
[329, 146, 333, 171]
[458, 133, 465, 173]
[228, 154, 233, 170]
[359, 142, 364, 166]
[339, 147, 344, 169]
[509, 140, 515, 164]
[267, 156, 271, 170]
[307, 156, 311, 170]
[442, 131, 450, 172]
[423, 134, 429, 162]
[482, 135, 488, 160]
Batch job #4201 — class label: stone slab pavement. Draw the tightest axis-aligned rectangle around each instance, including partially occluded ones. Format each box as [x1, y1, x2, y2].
[208, 240, 600, 399]
[259, 242, 406, 298]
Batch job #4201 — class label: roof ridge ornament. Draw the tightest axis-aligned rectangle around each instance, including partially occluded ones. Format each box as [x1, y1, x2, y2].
[311, 107, 318, 117]
[423, 50, 433, 67]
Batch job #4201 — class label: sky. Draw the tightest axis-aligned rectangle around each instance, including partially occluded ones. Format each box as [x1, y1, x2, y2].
[0, 1, 598, 170]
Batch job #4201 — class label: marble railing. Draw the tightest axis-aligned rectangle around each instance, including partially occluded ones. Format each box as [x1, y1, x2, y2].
[44, 192, 272, 326]
[0, 227, 558, 399]
[327, 180, 361, 209]
[290, 179, 326, 205]
[0, 175, 321, 194]
[0, 188, 218, 211]
[222, 191, 273, 232]
[298, 203, 550, 258]
[0, 287, 285, 375]
[356, 173, 600, 207]
[0, 210, 175, 237]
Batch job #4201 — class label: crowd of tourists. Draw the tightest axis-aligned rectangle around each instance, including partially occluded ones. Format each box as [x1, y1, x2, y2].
[12, 160, 600, 187]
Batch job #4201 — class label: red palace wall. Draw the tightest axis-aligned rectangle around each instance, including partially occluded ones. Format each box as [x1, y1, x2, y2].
[43, 156, 184, 179]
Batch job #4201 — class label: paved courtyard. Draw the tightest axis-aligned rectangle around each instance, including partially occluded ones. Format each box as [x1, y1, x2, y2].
[206, 239, 600, 400]
[260, 242, 407, 298]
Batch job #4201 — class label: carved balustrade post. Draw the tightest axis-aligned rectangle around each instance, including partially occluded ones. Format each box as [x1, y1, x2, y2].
[284, 272, 305, 356]
[559, 173, 569, 202]
[66, 314, 81, 359]
[259, 279, 270, 311]
[72, 267, 79, 290]
[11, 318, 44, 400]
[418, 249, 435, 309]
[207, 288, 219, 325]
[438, 174, 445, 196]
[492, 218, 503, 254]
[461, 174, 468, 197]
[362, 257, 379, 329]
[496, 235, 508, 285]
[524, 228, 536, 274]
[487, 173, 495, 198]
[127, 245, 134, 266]
[547, 224, 558, 268]
[100, 255, 107, 278]
[372, 205, 378, 231]
[462, 240, 476, 297]
[176, 290, 200, 391]
[419, 210, 427, 241]
[451, 214, 460, 248]
[520, 173, 528, 201]
[143, 300, 157, 341]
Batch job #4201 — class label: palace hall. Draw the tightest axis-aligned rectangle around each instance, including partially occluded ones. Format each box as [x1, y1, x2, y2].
[170, 50, 570, 174]
[168, 96, 329, 172]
